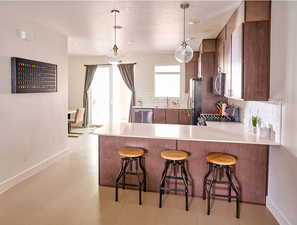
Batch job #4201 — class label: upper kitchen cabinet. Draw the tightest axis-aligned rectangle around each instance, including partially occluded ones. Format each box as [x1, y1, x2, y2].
[200, 39, 217, 53]
[243, 21, 270, 101]
[198, 39, 217, 79]
[199, 39, 226, 113]
[217, 0, 270, 101]
[216, 28, 226, 72]
[231, 24, 243, 99]
[245, 1, 271, 22]
[185, 52, 199, 93]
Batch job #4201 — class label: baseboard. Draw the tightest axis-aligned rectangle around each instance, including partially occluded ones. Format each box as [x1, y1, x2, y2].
[0, 147, 70, 194]
[266, 196, 292, 225]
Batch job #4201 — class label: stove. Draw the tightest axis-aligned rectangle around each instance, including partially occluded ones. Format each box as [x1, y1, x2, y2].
[200, 114, 233, 122]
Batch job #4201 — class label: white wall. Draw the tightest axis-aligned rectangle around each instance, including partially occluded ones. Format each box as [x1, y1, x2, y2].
[68, 53, 186, 110]
[266, 2, 297, 225]
[0, 12, 68, 191]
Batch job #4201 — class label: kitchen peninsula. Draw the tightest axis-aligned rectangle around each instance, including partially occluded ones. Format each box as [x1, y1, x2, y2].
[94, 122, 279, 205]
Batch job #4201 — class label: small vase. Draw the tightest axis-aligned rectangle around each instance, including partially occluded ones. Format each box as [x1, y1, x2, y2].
[252, 126, 257, 134]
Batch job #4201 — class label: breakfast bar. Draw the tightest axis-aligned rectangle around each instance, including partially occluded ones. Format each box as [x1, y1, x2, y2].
[93, 122, 279, 205]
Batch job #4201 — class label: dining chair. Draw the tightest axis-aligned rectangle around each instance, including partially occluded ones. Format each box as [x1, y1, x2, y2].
[68, 108, 85, 134]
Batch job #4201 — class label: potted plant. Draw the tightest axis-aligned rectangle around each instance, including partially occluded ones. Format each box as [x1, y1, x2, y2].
[251, 116, 259, 134]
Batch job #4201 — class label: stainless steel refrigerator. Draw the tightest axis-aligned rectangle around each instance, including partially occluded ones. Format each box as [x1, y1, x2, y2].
[189, 78, 203, 125]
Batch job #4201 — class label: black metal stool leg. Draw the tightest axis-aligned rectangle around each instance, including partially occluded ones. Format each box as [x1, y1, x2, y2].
[115, 159, 128, 202]
[226, 166, 240, 218]
[139, 156, 147, 192]
[228, 183, 232, 202]
[203, 163, 213, 200]
[122, 159, 130, 190]
[159, 160, 169, 208]
[181, 161, 189, 211]
[135, 158, 142, 205]
[207, 165, 218, 215]
[207, 177, 214, 215]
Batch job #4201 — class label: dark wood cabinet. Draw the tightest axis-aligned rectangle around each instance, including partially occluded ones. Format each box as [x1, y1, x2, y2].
[224, 26, 232, 97]
[185, 52, 199, 93]
[201, 39, 217, 53]
[201, 51, 226, 113]
[165, 109, 179, 124]
[153, 108, 166, 124]
[152, 108, 192, 125]
[231, 24, 243, 99]
[178, 109, 192, 125]
[216, 0, 270, 101]
[243, 21, 270, 101]
[216, 32, 225, 73]
[245, 1, 271, 22]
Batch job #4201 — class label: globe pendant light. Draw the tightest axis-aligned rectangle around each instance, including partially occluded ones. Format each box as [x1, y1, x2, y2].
[109, 9, 122, 64]
[175, 3, 193, 63]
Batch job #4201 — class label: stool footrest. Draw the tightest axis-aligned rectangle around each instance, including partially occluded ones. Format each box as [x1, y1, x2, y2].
[211, 194, 239, 199]
[165, 176, 183, 180]
[162, 188, 186, 193]
[206, 180, 231, 185]
[124, 172, 144, 176]
[118, 183, 143, 188]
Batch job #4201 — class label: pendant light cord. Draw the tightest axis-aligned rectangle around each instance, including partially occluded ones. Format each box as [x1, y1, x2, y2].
[183, 6, 186, 42]
[114, 11, 117, 45]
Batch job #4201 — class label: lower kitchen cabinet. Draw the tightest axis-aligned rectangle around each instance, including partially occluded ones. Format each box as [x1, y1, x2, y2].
[152, 108, 192, 125]
[179, 109, 192, 125]
[165, 109, 179, 124]
[153, 108, 166, 124]
[133, 108, 192, 125]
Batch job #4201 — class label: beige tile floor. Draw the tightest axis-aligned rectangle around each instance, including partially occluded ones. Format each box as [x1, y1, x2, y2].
[0, 134, 279, 225]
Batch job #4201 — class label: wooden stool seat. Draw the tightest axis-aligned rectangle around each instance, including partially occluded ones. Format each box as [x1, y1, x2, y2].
[118, 147, 144, 158]
[161, 150, 188, 161]
[206, 153, 237, 166]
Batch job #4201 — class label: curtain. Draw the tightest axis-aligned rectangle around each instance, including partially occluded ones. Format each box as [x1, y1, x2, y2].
[117, 63, 135, 122]
[83, 65, 98, 127]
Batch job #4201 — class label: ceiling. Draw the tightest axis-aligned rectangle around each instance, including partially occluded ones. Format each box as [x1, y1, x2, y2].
[0, 1, 241, 56]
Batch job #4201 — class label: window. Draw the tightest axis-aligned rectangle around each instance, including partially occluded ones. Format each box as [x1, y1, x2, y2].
[154, 65, 180, 97]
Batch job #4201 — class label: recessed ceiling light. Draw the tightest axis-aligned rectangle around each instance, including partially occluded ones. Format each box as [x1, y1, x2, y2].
[189, 20, 200, 25]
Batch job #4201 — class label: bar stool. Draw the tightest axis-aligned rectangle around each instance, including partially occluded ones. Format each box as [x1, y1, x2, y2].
[115, 147, 146, 205]
[203, 152, 241, 218]
[159, 150, 190, 211]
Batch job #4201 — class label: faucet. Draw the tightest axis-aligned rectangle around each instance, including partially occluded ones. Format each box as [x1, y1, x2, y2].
[166, 97, 169, 108]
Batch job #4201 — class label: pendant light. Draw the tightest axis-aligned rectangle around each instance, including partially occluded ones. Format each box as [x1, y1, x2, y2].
[175, 3, 193, 63]
[109, 9, 122, 64]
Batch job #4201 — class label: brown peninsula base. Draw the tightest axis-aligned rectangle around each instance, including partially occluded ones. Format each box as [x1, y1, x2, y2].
[99, 136, 268, 204]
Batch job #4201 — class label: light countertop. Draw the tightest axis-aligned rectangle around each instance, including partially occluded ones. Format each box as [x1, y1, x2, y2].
[92, 122, 280, 146]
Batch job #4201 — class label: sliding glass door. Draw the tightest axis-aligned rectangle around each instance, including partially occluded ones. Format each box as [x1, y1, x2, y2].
[89, 66, 113, 125]
[89, 65, 131, 125]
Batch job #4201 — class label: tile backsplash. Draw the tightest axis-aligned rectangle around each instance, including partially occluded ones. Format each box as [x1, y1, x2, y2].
[228, 99, 282, 142]
[135, 92, 190, 108]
